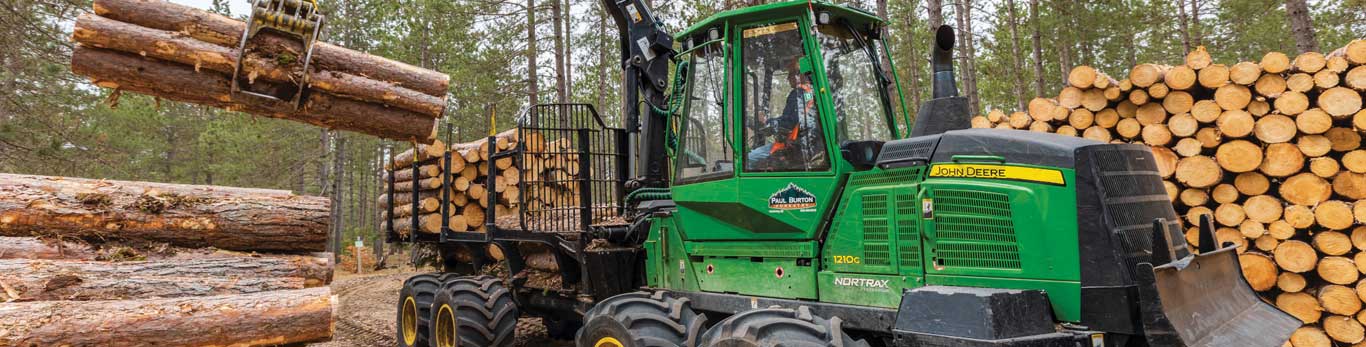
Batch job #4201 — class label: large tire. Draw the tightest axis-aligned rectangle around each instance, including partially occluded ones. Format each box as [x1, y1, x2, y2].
[576, 291, 708, 347]
[698, 306, 869, 347]
[429, 275, 519, 347]
[395, 273, 444, 347]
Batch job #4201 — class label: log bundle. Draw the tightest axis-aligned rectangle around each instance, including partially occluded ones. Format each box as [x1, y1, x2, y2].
[68, 0, 447, 142]
[975, 40, 1366, 346]
[0, 173, 334, 345]
[379, 129, 596, 236]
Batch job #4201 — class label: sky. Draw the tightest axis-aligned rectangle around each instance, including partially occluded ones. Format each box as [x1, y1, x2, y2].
[171, 0, 248, 16]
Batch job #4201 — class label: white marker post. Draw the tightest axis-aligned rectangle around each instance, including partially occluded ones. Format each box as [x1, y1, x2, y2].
[354, 237, 364, 274]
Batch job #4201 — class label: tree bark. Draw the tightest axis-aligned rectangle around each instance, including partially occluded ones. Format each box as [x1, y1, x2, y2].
[1029, 0, 1045, 97]
[0, 287, 334, 346]
[71, 47, 439, 142]
[528, 0, 539, 107]
[0, 173, 330, 253]
[0, 255, 329, 301]
[1006, 0, 1028, 111]
[0, 237, 96, 260]
[0, 270, 305, 301]
[552, 0, 566, 103]
[90, 0, 447, 97]
[1175, 0, 1192, 54]
[926, 0, 944, 29]
[1284, 0, 1320, 53]
[71, 14, 444, 118]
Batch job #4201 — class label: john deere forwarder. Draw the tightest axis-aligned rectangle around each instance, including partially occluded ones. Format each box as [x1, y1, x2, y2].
[387, 1, 1300, 346]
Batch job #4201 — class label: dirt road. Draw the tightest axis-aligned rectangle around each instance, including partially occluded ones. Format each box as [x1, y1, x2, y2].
[313, 270, 573, 346]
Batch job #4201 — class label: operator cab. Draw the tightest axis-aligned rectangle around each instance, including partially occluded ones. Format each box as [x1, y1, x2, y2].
[675, 1, 903, 182]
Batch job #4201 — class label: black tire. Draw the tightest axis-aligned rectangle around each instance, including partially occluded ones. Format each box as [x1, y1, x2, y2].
[545, 317, 584, 340]
[698, 306, 869, 347]
[575, 291, 708, 347]
[396, 273, 444, 347]
[428, 275, 519, 347]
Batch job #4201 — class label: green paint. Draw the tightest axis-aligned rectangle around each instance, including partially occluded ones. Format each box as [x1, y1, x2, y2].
[643, 0, 1093, 329]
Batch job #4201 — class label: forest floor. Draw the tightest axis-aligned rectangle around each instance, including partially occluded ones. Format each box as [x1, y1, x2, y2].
[311, 268, 572, 347]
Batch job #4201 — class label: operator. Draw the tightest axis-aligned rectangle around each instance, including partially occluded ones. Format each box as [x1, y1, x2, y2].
[747, 56, 817, 169]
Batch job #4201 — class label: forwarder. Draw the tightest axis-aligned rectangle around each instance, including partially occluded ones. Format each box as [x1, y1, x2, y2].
[387, 0, 1300, 346]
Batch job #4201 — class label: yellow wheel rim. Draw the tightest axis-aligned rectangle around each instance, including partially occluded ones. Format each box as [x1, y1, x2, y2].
[435, 304, 457, 347]
[595, 337, 625, 347]
[401, 296, 418, 346]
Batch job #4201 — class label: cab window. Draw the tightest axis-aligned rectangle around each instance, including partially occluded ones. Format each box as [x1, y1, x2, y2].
[740, 22, 830, 172]
[816, 24, 894, 143]
[677, 41, 733, 182]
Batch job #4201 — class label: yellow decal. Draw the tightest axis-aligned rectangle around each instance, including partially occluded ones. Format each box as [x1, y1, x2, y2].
[596, 337, 625, 347]
[743, 22, 798, 38]
[833, 255, 861, 264]
[929, 163, 1066, 185]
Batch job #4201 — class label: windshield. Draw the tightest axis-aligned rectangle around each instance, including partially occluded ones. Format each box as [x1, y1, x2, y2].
[816, 24, 893, 143]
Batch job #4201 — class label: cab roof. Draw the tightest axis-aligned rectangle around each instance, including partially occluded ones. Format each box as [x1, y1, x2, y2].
[677, 0, 883, 39]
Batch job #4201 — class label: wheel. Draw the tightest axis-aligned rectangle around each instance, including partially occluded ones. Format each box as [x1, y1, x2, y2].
[429, 275, 519, 347]
[544, 317, 583, 340]
[575, 291, 708, 347]
[698, 306, 869, 347]
[395, 273, 444, 347]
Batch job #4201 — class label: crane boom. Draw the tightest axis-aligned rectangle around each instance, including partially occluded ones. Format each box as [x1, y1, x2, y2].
[601, 0, 676, 189]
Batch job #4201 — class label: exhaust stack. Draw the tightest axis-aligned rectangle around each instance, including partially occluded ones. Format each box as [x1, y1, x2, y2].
[931, 25, 957, 99]
[910, 25, 971, 138]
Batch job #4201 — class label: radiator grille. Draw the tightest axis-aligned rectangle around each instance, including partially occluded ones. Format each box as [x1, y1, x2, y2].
[896, 193, 922, 269]
[862, 194, 891, 266]
[933, 190, 1021, 270]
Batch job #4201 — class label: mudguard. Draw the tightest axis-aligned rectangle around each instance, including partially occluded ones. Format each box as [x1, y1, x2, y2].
[1135, 245, 1299, 347]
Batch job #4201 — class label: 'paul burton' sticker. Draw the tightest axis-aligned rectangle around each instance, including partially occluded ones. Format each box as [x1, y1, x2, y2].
[769, 183, 818, 212]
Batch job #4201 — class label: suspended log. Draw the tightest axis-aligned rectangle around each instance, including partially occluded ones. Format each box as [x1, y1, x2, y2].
[0, 287, 334, 346]
[0, 255, 331, 289]
[71, 47, 438, 142]
[71, 14, 444, 117]
[0, 173, 328, 253]
[91, 0, 447, 96]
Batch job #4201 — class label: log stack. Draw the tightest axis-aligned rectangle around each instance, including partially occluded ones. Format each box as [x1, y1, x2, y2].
[379, 129, 592, 236]
[0, 173, 335, 346]
[974, 40, 1366, 346]
[68, 0, 447, 142]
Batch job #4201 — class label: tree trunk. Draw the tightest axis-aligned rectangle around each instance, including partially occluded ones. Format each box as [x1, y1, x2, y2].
[331, 135, 346, 261]
[926, 0, 944, 29]
[552, 0, 566, 103]
[90, 0, 447, 97]
[528, 0, 539, 107]
[71, 14, 445, 118]
[71, 47, 439, 142]
[1029, 0, 1045, 97]
[1285, 0, 1320, 53]
[0, 287, 334, 346]
[0, 173, 329, 253]
[953, 0, 980, 114]
[1175, 0, 1192, 54]
[1006, 0, 1027, 111]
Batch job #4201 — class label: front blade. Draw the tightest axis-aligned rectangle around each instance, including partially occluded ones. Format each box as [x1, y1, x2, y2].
[1149, 246, 1299, 347]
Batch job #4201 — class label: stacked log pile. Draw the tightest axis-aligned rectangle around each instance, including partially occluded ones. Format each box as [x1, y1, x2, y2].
[0, 173, 335, 346]
[68, 0, 447, 142]
[379, 129, 592, 236]
[974, 41, 1366, 346]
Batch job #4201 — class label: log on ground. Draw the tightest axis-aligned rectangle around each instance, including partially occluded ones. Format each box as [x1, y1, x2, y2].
[0, 173, 329, 253]
[0, 287, 334, 346]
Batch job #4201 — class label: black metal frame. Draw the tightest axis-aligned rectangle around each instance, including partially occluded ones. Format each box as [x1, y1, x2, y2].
[386, 103, 635, 314]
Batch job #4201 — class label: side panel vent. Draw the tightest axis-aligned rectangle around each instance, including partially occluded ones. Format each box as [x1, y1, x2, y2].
[850, 167, 924, 186]
[896, 193, 922, 269]
[934, 190, 1021, 270]
[862, 194, 891, 266]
